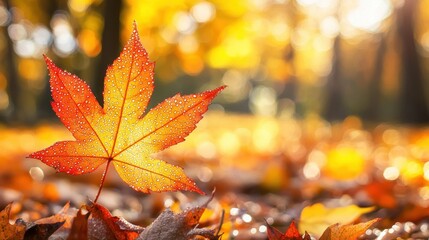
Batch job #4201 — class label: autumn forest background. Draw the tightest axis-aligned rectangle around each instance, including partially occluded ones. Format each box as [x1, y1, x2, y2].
[1, 0, 429, 239]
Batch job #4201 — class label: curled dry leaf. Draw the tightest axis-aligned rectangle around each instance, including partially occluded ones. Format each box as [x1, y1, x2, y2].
[24, 221, 65, 240]
[33, 202, 78, 239]
[28, 22, 225, 201]
[23, 202, 74, 240]
[88, 203, 144, 240]
[0, 203, 26, 240]
[319, 218, 380, 240]
[138, 192, 218, 240]
[67, 208, 89, 240]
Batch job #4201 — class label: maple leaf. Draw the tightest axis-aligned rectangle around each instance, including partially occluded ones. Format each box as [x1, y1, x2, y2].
[29, 22, 225, 201]
[266, 220, 311, 240]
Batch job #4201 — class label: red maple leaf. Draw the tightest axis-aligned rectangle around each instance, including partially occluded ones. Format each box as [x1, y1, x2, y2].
[266, 220, 311, 240]
[29, 22, 224, 202]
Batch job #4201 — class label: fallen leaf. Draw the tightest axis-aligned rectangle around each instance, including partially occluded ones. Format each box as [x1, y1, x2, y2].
[398, 204, 429, 223]
[24, 202, 74, 240]
[138, 192, 217, 240]
[362, 180, 397, 208]
[299, 203, 375, 237]
[319, 218, 380, 240]
[29, 22, 225, 200]
[23, 221, 65, 240]
[266, 220, 311, 240]
[88, 203, 144, 240]
[67, 208, 89, 240]
[0, 203, 26, 240]
[34, 202, 71, 226]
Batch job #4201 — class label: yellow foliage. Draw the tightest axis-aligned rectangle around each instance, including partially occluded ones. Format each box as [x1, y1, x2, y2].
[299, 203, 375, 237]
[400, 159, 424, 184]
[324, 147, 365, 180]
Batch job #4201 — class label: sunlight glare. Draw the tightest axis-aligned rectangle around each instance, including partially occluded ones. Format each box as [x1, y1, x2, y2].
[303, 161, 321, 180]
[8, 24, 27, 41]
[320, 16, 340, 38]
[423, 162, 429, 181]
[346, 0, 392, 33]
[191, 1, 216, 23]
[383, 166, 399, 180]
[175, 12, 197, 34]
[196, 141, 217, 159]
[15, 39, 35, 57]
[249, 86, 277, 116]
[242, 213, 252, 223]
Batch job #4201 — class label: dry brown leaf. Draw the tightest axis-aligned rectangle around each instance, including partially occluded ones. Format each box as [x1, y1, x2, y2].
[67, 208, 89, 240]
[88, 203, 144, 240]
[137, 192, 218, 240]
[0, 203, 26, 240]
[319, 218, 380, 240]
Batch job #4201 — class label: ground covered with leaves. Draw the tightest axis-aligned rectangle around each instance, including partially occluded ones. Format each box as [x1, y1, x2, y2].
[1, 114, 429, 239]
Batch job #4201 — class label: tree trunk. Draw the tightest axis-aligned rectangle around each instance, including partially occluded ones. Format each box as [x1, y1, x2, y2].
[322, 36, 347, 121]
[397, 0, 429, 123]
[363, 33, 386, 122]
[94, 0, 123, 104]
[1, 0, 19, 123]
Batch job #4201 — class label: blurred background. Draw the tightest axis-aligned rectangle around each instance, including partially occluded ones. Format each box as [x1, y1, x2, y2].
[0, 0, 428, 124]
[1, 2, 429, 238]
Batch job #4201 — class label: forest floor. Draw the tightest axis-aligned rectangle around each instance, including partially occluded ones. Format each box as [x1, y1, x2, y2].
[1, 113, 429, 239]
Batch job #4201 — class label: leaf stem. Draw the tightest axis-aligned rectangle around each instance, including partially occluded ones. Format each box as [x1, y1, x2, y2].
[94, 160, 111, 203]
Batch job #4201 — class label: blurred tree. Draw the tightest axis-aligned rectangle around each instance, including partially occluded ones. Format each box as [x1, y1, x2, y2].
[364, 33, 387, 122]
[322, 36, 347, 121]
[0, 0, 428, 124]
[2, 0, 19, 123]
[397, 0, 429, 124]
[36, 1, 59, 121]
[94, 0, 122, 103]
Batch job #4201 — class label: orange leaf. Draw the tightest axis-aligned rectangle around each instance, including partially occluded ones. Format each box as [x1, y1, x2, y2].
[319, 218, 380, 240]
[0, 203, 26, 240]
[29, 22, 224, 199]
